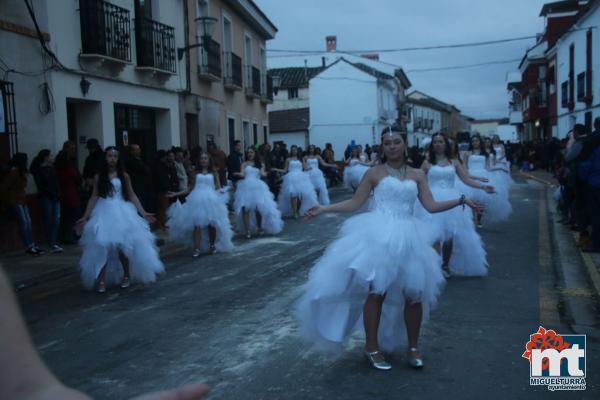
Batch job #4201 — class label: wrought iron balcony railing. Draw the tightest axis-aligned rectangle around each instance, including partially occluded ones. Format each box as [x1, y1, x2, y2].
[80, 0, 131, 61]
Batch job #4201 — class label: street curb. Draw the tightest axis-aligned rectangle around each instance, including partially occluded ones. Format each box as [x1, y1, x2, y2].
[571, 231, 600, 299]
[519, 171, 557, 186]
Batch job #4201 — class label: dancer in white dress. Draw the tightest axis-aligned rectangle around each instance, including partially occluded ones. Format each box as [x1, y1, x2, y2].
[419, 133, 494, 278]
[76, 147, 164, 293]
[343, 147, 371, 192]
[274, 145, 319, 219]
[297, 128, 482, 370]
[234, 147, 284, 238]
[465, 135, 512, 227]
[166, 152, 233, 257]
[486, 136, 514, 193]
[303, 145, 337, 205]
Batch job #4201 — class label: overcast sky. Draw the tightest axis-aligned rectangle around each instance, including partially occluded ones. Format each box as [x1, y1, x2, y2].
[255, 0, 549, 119]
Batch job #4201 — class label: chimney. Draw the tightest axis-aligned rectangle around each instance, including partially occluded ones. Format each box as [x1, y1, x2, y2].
[361, 53, 380, 61]
[321, 56, 326, 67]
[326, 35, 337, 52]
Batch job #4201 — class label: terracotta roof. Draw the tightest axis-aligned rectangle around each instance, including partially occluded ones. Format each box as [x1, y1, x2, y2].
[268, 67, 325, 89]
[269, 108, 310, 133]
[350, 62, 394, 80]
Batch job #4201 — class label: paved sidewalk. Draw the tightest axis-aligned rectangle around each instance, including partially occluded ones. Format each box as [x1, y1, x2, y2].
[1, 230, 184, 291]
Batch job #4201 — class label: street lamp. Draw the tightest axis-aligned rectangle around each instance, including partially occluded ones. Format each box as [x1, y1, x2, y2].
[272, 74, 281, 95]
[177, 16, 218, 60]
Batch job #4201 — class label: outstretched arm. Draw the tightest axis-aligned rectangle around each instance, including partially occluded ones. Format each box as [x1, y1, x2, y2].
[0, 269, 210, 400]
[455, 161, 494, 192]
[415, 169, 481, 213]
[305, 170, 374, 219]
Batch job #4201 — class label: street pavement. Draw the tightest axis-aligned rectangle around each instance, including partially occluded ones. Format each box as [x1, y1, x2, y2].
[13, 177, 600, 399]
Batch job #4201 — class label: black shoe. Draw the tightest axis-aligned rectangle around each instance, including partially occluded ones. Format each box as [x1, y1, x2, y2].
[25, 246, 45, 256]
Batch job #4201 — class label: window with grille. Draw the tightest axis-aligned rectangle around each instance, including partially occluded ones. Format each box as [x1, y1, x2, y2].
[0, 80, 18, 165]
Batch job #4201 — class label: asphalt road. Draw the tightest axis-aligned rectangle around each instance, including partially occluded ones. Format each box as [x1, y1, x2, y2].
[18, 177, 600, 399]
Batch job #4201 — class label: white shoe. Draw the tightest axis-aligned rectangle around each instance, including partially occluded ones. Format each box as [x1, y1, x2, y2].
[408, 348, 424, 369]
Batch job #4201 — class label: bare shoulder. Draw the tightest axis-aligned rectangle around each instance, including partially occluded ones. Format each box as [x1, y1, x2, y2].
[365, 164, 386, 182]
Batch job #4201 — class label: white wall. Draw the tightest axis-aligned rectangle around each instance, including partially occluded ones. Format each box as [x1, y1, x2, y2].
[309, 60, 380, 158]
[269, 87, 309, 111]
[471, 122, 499, 137]
[556, 4, 600, 138]
[46, 0, 186, 92]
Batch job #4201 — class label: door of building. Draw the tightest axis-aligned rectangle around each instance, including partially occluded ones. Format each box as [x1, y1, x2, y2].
[114, 105, 156, 163]
[186, 113, 199, 150]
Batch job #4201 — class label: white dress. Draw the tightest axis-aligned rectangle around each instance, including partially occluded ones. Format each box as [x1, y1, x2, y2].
[166, 173, 234, 252]
[234, 165, 284, 234]
[296, 177, 445, 353]
[468, 154, 512, 223]
[417, 165, 488, 276]
[278, 159, 319, 217]
[306, 158, 330, 205]
[492, 145, 514, 191]
[79, 177, 164, 289]
[344, 156, 370, 189]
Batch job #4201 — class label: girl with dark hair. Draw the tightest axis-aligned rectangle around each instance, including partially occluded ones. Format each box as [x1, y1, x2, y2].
[418, 133, 494, 278]
[465, 135, 512, 227]
[0, 153, 44, 255]
[343, 147, 370, 192]
[297, 127, 482, 371]
[274, 145, 319, 219]
[31, 149, 62, 253]
[303, 144, 337, 205]
[234, 147, 283, 238]
[76, 147, 164, 293]
[166, 152, 233, 257]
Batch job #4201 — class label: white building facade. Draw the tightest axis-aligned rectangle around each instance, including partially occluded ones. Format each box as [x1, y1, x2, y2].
[556, 1, 600, 138]
[308, 58, 399, 158]
[406, 100, 442, 148]
[0, 0, 186, 165]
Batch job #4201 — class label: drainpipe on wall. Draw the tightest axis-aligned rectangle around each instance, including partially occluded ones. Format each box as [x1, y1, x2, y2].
[183, 0, 191, 94]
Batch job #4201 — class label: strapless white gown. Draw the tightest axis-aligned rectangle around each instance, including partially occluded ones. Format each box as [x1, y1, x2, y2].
[167, 173, 234, 252]
[468, 154, 512, 222]
[417, 165, 487, 276]
[306, 158, 330, 205]
[79, 177, 164, 289]
[296, 177, 445, 352]
[344, 157, 369, 189]
[278, 160, 319, 216]
[234, 165, 284, 234]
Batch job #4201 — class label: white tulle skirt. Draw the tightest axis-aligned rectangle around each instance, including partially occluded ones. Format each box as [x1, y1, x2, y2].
[234, 176, 284, 234]
[278, 171, 319, 217]
[295, 210, 445, 353]
[468, 168, 512, 223]
[307, 168, 330, 205]
[79, 197, 164, 289]
[344, 165, 369, 190]
[416, 186, 488, 276]
[166, 188, 233, 252]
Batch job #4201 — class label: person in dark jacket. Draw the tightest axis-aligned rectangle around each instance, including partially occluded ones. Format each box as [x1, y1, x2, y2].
[227, 140, 244, 187]
[126, 144, 154, 213]
[55, 141, 82, 244]
[31, 149, 63, 252]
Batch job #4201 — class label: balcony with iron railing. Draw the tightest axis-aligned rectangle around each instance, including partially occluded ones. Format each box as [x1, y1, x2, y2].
[245, 65, 261, 98]
[260, 73, 273, 103]
[79, 0, 131, 66]
[223, 52, 242, 90]
[198, 39, 221, 81]
[135, 17, 176, 74]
